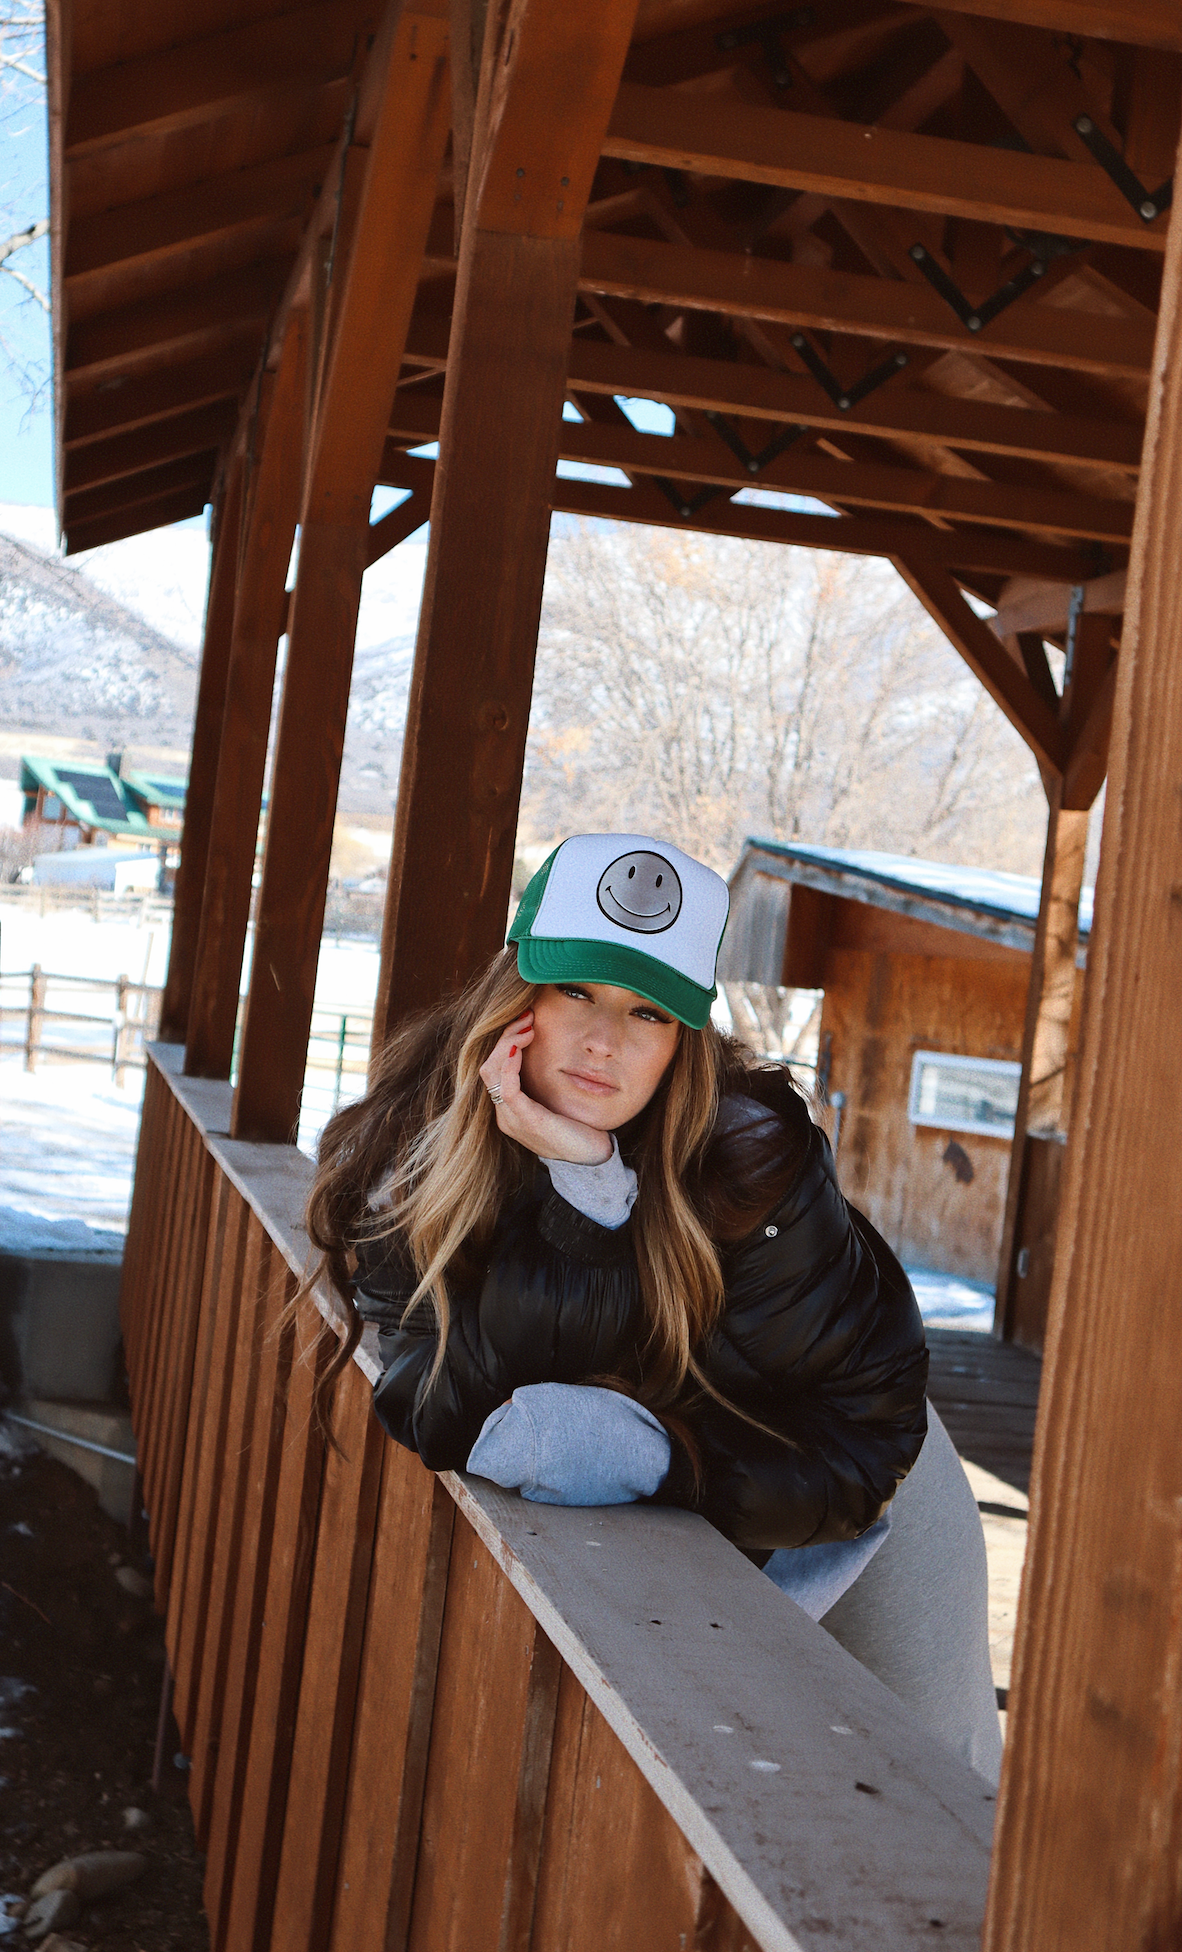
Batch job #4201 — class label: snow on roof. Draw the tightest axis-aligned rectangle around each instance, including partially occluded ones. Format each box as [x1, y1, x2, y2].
[741, 838, 1093, 938]
[122, 769, 187, 811]
[20, 754, 152, 839]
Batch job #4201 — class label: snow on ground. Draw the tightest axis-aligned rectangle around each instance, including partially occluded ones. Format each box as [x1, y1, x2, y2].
[905, 1266, 995, 1334]
[1, 1062, 142, 1250]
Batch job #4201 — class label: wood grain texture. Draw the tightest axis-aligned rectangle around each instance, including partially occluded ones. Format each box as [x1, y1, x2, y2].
[160, 458, 243, 1043]
[327, 1449, 455, 1952]
[407, 1518, 563, 1952]
[983, 124, 1182, 1952]
[231, 5, 451, 1141]
[185, 312, 307, 1080]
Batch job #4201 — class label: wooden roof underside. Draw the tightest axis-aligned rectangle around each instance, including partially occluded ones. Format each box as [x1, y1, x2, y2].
[48, 0, 1181, 756]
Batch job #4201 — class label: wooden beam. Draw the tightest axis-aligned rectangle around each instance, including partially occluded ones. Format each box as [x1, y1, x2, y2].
[896, 0, 1182, 51]
[62, 452, 217, 528]
[372, 0, 641, 1045]
[891, 552, 1068, 773]
[232, 1, 452, 1141]
[575, 233, 1157, 381]
[65, 401, 237, 495]
[984, 122, 1182, 1944]
[381, 444, 1121, 581]
[65, 145, 336, 289]
[990, 569, 1129, 639]
[1061, 614, 1118, 812]
[62, 485, 211, 555]
[367, 493, 427, 566]
[66, 260, 283, 386]
[402, 318, 1144, 471]
[63, 346, 254, 449]
[386, 397, 1137, 543]
[64, 0, 372, 158]
[604, 83, 1170, 253]
[184, 316, 308, 1082]
[160, 456, 245, 1044]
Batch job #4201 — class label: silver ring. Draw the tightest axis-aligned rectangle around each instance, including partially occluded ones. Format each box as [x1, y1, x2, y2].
[487, 1085, 504, 1105]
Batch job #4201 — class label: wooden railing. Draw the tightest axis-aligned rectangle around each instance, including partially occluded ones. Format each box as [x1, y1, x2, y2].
[122, 1044, 997, 1952]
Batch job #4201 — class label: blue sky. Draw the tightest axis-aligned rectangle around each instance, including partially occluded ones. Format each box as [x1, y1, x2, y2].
[0, 11, 53, 508]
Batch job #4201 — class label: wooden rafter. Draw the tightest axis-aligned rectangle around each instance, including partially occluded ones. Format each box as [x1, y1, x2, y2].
[603, 84, 1171, 251]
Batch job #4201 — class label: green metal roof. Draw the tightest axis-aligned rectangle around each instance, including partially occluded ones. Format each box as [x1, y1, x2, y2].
[122, 769, 188, 813]
[20, 755, 153, 838]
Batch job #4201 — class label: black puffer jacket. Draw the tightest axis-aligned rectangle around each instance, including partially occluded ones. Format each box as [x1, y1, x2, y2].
[356, 1092, 928, 1553]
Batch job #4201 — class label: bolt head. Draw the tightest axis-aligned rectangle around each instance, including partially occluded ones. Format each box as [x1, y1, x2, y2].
[560, 176, 570, 188]
[680, 506, 691, 518]
[1031, 260, 1046, 276]
[837, 395, 850, 410]
[791, 333, 804, 349]
[516, 167, 525, 178]
[1075, 115, 1093, 135]
[967, 316, 982, 331]
[1141, 200, 1158, 220]
[910, 243, 925, 261]
[895, 352, 908, 366]
[748, 460, 759, 473]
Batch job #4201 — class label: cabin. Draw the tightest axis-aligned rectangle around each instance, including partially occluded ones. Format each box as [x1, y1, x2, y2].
[121, 768, 187, 833]
[20, 754, 154, 847]
[41, 0, 1182, 1945]
[724, 840, 1091, 1316]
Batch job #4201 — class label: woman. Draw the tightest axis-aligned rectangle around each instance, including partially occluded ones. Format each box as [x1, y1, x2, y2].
[307, 833, 1001, 1782]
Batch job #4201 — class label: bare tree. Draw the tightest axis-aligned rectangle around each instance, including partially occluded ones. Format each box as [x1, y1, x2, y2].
[0, 0, 49, 398]
[522, 522, 1045, 875]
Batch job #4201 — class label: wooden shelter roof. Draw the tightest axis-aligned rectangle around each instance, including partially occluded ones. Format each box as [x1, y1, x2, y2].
[48, 0, 1177, 788]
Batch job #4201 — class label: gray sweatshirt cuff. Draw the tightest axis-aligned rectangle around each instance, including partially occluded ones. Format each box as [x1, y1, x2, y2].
[541, 1135, 638, 1230]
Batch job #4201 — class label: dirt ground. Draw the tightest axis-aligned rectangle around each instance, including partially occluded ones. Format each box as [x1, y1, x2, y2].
[0, 1428, 208, 1950]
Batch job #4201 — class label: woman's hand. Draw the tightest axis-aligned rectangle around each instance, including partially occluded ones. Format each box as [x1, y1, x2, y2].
[479, 1014, 613, 1164]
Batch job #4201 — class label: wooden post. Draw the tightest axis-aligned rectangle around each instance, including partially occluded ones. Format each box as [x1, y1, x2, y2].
[994, 784, 1089, 1348]
[114, 973, 129, 1085]
[983, 134, 1182, 1952]
[25, 963, 45, 1073]
[230, 0, 452, 1142]
[371, 0, 642, 1049]
[159, 456, 244, 1043]
[183, 314, 308, 1080]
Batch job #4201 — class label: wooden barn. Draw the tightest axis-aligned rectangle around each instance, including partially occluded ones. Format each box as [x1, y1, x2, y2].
[723, 839, 1090, 1327]
[42, 0, 1182, 1945]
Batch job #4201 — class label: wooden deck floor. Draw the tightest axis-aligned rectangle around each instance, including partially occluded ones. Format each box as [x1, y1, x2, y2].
[926, 1327, 1041, 1499]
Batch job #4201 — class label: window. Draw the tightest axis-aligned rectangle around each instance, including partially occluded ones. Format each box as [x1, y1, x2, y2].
[907, 1050, 1021, 1140]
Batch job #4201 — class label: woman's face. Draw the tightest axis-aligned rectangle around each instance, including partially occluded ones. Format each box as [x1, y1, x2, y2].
[519, 983, 681, 1131]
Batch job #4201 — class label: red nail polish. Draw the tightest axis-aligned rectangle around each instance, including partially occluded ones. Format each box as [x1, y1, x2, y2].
[509, 1045, 516, 1056]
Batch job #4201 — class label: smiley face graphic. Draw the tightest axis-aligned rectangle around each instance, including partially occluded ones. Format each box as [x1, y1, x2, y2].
[596, 851, 683, 934]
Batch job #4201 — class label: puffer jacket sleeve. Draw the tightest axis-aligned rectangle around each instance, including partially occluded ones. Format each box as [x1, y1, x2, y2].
[366, 1185, 647, 1472]
[653, 1117, 928, 1554]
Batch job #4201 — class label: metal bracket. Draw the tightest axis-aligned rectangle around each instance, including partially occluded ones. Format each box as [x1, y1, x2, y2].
[1073, 115, 1172, 224]
[788, 336, 909, 408]
[652, 478, 730, 520]
[715, 7, 814, 89]
[704, 411, 805, 476]
[907, 243, 1048, 333]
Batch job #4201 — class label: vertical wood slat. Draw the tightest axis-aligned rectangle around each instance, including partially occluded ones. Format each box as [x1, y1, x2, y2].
[125, 1077, 185, 1432]
[187, 1215, 271, 1845]
[170, 1190, 251, 1745]
[118, 1059, 172, 1392]
[328, 1452, 455, 1952]
[138, 1115, 207, 1542]
[203, 1248, 297, 1951]
[983, 122, 1182, 1952]
[267, 1359, 387, 1952]
[406, 1520, 563, 1952]
[149, 1142, 217, 1595]
[165, 1169, 233, 1741]
[221, 1314, 328, 1952]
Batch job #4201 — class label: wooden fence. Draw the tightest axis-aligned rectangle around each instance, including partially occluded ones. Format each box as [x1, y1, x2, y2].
[122, 1045, 996, 1952]
[0, 965, 163, 1080]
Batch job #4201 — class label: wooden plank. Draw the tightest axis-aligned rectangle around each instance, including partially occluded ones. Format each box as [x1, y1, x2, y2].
[168, 1186, 250, 1746]
[406, 1517, 564, 1952]
[231, 0, 451, 1142]
[896, 0, 1182, 51]
[575, 232, 1157, 380]
[890, 552, 1068, 773]
[327, 1452, 455, 1952]
[160, 457, 244, 1043]
[531, 1666, 724, 1952]
[203, 1246, 295, 1949]
[995, 784, 1088, 1348]
[268, 1360, 387, 1952]
[549, 339, 1145, 473]
[386, 397, 1137, 542]
[62, 484, 213, 554]
[64, 259, 283, 386]
[148, 1141, 216, 1597]
[184, 311, 308, 1080]
[983, 131, 1182, 1949]
[65, 144, 335, 286]
[446, 1475, 995, 1951]
[604, 83, 1170, 253]
[989, 569, 1129, 641]
[63, 451, 217, 528]
[186, 1214, 271, 1844]
[366, 491, 427, 566]
[64, 346, 254, 449]
[63, 401, 237, 493]
[220, 1306, 328, 1952]
[64, 0, 372, 157]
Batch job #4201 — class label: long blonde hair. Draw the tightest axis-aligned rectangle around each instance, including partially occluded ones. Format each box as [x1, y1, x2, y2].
[304, 948, 806, 1432]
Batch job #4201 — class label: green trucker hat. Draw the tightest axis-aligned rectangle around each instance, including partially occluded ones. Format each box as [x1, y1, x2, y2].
[507, 833, 730, 1029]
